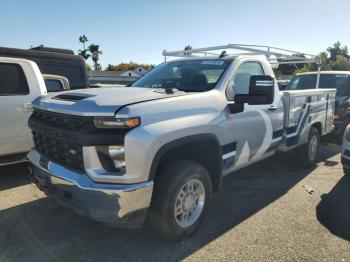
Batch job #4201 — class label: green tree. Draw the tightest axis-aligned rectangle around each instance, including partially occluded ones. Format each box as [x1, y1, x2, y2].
[79, 35, 88, 50]
[78, 49, 91, 61]
[85, 64, 92, 71]
[329, 55, 350, 70]
[184, 45, 192, 56]
[106, 62, 154, 71]
[88, 44, 102, 71]
[295, 42, 350, 74]
[78, 35, 90, 60]
[327, 41, 349, 61]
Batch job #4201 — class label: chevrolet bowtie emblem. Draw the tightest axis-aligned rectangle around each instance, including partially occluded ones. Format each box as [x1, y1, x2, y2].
[68, 149, 77, 155]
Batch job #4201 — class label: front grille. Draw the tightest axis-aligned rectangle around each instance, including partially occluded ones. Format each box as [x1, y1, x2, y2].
[31, 109, 93, 131]
[33, 132, 84, 172]
[29, 108, 127, 172]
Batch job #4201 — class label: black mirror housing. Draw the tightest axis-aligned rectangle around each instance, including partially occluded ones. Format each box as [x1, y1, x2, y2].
[234, 75, 274, 105]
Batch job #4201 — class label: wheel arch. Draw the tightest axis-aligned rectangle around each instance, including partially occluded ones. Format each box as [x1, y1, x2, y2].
[149, 134, 223, 191]
[311, 121, 322, 135]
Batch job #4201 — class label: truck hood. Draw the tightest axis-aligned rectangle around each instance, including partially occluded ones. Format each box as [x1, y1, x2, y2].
[32, 87, 189, 116]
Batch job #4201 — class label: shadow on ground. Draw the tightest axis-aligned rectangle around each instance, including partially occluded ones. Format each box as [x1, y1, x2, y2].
[317, 173, 350, 241]
[0, 163, 30, 191]
[0, 145, 341, 261]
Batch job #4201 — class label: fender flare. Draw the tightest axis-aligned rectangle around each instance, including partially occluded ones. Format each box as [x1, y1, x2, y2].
[148, 134, 223, 188]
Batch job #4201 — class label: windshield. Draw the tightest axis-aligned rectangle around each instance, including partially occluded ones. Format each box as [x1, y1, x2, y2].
[286, 74, 350, 96]
[131, 60, 230, 92]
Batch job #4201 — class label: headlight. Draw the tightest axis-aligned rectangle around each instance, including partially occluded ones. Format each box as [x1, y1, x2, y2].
[96, 145, 126, 173]
[94, 117, 140, 129]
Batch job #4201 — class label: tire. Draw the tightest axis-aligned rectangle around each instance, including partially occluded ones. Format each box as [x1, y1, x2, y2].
[335, 120, 349, 145]
[344, 167, 350, 176]
[148, 159, 212, 240]
[296, 127, 320, 167]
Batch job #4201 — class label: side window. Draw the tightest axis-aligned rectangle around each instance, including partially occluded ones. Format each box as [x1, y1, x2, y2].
[226, 61, 264, 100]
[0, 63, 29, 96]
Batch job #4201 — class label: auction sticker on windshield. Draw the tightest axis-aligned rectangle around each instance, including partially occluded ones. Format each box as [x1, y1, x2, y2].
[201, 60, 225, 65]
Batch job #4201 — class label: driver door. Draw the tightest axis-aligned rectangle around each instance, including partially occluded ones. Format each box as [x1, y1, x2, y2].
[222, 60, 281, 174]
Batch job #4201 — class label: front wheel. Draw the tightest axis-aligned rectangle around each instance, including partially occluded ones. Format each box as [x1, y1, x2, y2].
[148, 159, 212, 240]
[296, 127, 320, 167]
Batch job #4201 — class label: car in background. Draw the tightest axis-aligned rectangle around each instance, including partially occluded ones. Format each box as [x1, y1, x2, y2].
[0, 57, 47, 166]
[341, 125, 350, 175]
[285, 71, 350, 141]
[0, 46, 88, 90]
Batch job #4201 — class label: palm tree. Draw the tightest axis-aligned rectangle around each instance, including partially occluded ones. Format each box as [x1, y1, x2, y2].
[78, 35, 90, 60]
[79, 35, 88, 50]
[88, 44, 102, 71]
[78, 49, 91, 60]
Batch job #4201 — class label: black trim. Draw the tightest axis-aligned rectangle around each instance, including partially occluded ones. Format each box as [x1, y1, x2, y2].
[341, 156, 350, 166]
[148, 134, 222, 182]
[29, 109, 127, 146]
[52, 93, 95, 102]
[344, 150, 350, 158]
[286, 126, 298, 135]
[273, 129, 283, 139]
[228, 103, 244, 114]
[222, 141, 237, 154]
[0, 152, 28, 166]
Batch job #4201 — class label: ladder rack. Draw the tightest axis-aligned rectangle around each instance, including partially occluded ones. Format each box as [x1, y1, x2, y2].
[162, 44, 319, 65]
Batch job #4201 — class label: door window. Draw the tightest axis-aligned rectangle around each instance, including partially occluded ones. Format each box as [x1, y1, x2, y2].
[226, 61, 264, 100]
[0, 63, 29, 95]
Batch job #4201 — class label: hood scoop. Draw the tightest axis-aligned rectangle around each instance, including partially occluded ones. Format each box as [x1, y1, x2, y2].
[52, 93, 96, 102]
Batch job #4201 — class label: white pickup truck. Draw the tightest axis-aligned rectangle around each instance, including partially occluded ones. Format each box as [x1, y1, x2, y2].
[0, 57, 47, 165]
[0, 57, 72, 166]
[27, 45, 336, 239]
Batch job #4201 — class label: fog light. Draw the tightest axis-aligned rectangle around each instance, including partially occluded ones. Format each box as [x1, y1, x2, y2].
[96, 145, 126, 173]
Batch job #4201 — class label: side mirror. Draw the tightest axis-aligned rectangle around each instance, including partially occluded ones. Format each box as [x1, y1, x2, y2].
[234, 75, 275, 105]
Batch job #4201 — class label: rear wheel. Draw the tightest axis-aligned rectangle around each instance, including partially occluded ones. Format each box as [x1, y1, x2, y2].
[296, 127, 320, 167]
[148, 159, 212, 240]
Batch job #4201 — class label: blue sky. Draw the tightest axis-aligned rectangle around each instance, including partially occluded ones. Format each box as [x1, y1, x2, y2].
[1, 0, 349, 68]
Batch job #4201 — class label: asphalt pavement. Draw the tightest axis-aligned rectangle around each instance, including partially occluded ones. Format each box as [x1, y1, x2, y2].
[0, 144, 349, 262]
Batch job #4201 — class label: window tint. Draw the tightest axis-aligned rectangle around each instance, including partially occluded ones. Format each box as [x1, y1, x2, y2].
[0, 63, 29, 95]
[131, 60, 230, 92]
[45, 79, 64, 92]
[226, 61, 264, 100]
[286, 75, 317, 90]
[319, 74, 349, 96]
[39, 64, 84, 89]
[286, 74, 349, 96]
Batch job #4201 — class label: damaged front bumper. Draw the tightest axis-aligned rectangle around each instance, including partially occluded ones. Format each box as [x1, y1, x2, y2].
[27, 150, 154, 228]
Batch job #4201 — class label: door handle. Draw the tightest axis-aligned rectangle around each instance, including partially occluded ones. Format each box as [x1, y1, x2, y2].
[23, 103, 33, 112]
[268, 105, 278, 111]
